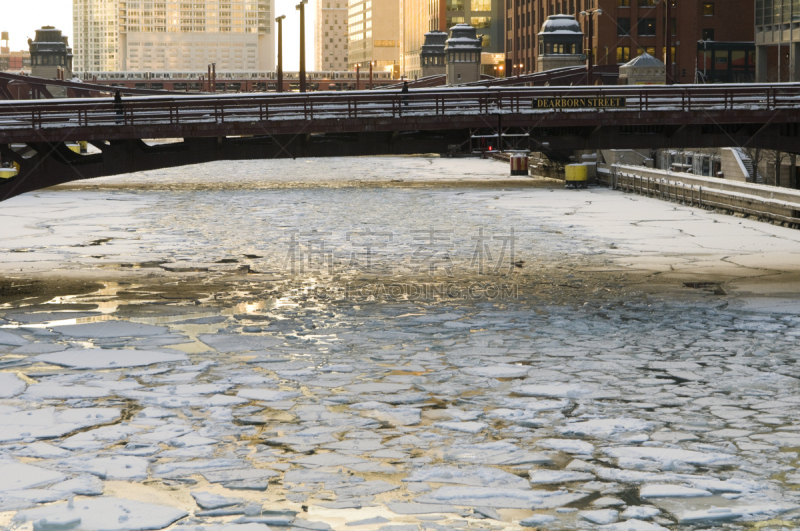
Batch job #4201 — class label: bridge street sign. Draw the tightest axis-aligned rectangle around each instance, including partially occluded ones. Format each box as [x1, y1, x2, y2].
[532, 97, 626, 109]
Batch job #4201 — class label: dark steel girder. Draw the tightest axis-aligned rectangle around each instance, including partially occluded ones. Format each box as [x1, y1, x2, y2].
[0, 130, 467, 202]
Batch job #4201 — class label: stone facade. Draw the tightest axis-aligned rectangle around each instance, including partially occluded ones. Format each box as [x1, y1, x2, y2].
[535, 15, 583, 72]
[28, 27, 72, 81]
[445, 24, 482, 85]
[420, 31, 447, 78]
[618, 52, 665, 84]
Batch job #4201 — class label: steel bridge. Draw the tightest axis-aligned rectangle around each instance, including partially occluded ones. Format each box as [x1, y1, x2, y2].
[2, 82, 800, 201]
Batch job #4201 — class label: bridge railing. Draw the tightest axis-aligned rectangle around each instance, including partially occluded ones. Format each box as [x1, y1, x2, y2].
[1, 84, 799, 132]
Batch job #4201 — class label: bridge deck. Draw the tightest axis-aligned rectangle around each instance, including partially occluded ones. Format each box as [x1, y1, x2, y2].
[0, 84, 798, 144]
[2, 83, 800, 202]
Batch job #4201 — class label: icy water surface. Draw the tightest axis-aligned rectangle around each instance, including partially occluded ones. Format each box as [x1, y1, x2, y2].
[2, 157, 800, 531]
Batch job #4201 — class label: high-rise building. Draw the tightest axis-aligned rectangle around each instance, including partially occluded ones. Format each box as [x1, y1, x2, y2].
[400, 0, 504, 79]
[316, 0, 349, 71]
[756, 0, 800, 82]
[73, 0, 275, 73]
[73, 0, 121, 71]
[399, 0, 430, 78]
[507, 0, 754, 82]
[347, 0, 400, 70]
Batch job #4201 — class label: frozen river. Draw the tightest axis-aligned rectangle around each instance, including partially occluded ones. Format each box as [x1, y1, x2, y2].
[2, 156, 800, 531]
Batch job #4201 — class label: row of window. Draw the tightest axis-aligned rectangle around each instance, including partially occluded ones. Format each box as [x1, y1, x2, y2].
[616, 17, 674, 36]
[507, 0, 596, 12]
[756, 0, 800, 26]
[617, 0, 713, 14]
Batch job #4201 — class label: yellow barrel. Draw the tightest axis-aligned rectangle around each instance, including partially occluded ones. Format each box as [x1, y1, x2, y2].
[565, 164, 588, 182]
[0, 167, 18, 180]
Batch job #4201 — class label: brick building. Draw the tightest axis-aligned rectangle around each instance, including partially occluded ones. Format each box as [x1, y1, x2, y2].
[506, 0, 755, 83]
[0, 49, 31, 73]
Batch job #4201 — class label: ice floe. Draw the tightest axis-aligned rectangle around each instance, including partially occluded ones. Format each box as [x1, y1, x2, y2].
[13, 497, 187, 530]
[34, 349, 187, 369]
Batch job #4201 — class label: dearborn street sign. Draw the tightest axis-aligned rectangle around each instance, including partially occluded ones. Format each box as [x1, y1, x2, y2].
[533, 97, 627, 109]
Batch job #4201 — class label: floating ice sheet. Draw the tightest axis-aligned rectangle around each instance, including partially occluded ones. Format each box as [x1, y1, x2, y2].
[13, 496, 187, 530]
[50, 321, 169, 338]
[34, 349, 187, 369]
[0, 407, 120, 443]
[404, 466, 531, 489]
[415, 486, 587, 509]
[198, 334, 283, 352]
[0, 372, 26, 397]
[0, 462, 66, 491]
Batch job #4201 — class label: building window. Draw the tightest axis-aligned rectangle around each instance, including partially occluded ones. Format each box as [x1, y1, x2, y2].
[617, 17, 630, 35]
[702, 28, 714, 40]
[702, 2, 714, 15]
[637, 17, 656, 35]
[637, 46, 656, 56]
[616, 46, 630, 63]
[637, 0, 656, 6]
[617, 0, 629, 5]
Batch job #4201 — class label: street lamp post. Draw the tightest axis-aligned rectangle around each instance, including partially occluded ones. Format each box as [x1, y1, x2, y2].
[296, 0, 309, 93]
[580, 8, 602, 85]
[664, 0, 672, 84]
[369, 61, 373, 90]
[276, 15, 286, 92]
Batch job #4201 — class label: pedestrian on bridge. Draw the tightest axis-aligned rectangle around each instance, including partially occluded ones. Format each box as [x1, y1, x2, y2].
[401, 80, 409, 107]
[114, 90, 123, 125]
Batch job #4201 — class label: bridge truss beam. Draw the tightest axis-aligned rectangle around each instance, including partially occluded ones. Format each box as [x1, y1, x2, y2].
[2, 120, 797, 202]
[0, 130, 467, 201]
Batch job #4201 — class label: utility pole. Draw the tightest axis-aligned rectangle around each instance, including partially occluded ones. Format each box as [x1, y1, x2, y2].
[296, 0, 309, 92]
[276, 15, 285, 92]
[369, 61, 373, 89]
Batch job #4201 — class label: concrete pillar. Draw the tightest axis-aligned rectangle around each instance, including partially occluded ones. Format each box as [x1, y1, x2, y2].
[756, 45, 769, 83]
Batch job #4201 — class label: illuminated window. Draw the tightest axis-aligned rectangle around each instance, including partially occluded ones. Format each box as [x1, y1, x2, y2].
[636, 46, 656, 56]
[616, 46, 630, 62]
[637, 17, 656, 35]
[702, 2, 714, 15]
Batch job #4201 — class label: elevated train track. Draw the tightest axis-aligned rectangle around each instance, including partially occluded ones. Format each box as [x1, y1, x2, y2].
[0, 70, 397, 100]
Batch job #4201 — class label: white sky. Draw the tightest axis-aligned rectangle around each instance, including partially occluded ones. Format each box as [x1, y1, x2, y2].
[2, 0, 315, 71]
